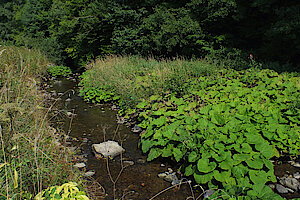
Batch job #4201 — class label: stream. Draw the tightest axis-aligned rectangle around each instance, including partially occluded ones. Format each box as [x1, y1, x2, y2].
[45, 76, 300, 200]
[46, 77, 196, 200]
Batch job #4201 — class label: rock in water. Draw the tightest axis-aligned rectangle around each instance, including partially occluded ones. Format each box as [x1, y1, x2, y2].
[92, 140, 125, 159]
[73, 162, 86, 169]
[276, 184, 289, 194]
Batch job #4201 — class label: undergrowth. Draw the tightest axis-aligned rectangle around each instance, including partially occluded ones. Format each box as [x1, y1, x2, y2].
[0, 46, 77, 199]
[79, 56, 300, 199]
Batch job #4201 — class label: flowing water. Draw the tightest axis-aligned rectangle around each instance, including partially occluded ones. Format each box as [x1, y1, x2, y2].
[46, 77, 299, 200]
[46, 77, 197, 200]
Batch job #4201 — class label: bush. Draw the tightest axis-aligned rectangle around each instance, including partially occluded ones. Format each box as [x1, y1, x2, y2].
[47, 65, 72, 77]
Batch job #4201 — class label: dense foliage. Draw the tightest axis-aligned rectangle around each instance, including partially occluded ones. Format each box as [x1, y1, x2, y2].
[0, 46, 75, 199]
[79, 57, 300, 199]
[47, 66, 72, 77]
[0, 0, 299, 70]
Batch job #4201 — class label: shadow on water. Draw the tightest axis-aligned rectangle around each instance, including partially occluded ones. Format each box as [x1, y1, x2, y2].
[47, 77, 197, 200]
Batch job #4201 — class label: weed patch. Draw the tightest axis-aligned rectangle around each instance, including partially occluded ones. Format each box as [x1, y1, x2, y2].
[79, 56, 300, 199]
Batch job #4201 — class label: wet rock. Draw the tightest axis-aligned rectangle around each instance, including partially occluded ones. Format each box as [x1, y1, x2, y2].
[204, 189, 216, 199]
[279, 177, 299, 191]
[92, 140, 125, 159]
[136, 159, 146, 164]
[123, 160, 135, 167]
[158, 173, 167, 179]
[73, 162, 86, 169]
[290, 162, 300, 168]
[276, 184, 289, 194]
[293, 172, 300, 179]
[84, 170, 95, 177]
[164, 172, 178, 184]
[132, 125, 142, 133]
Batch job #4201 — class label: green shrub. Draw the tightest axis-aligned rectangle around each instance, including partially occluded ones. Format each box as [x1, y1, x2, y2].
[47, 66, 72, 77]
[34, 182, 89, 200]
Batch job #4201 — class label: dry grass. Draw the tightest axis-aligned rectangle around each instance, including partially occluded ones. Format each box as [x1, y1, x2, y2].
[0, 46, 76, 199]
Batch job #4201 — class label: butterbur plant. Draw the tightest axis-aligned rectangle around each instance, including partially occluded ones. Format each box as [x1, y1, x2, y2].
[47, 65, 72, 77]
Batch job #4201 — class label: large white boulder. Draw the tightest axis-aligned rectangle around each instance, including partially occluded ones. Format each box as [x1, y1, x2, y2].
[92, 140, 125, 159]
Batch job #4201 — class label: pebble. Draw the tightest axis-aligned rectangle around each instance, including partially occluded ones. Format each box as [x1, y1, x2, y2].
[73, 162, 86, 169]
[66, 112, 73, 117]
[160, 164, 165, 167]
[132, 125, 142, 133]
[158, 173, 167, 179]
[276, 184, 289, 194]
[293, 172, 300, 179]
[84, 170, 95, 177]
[137, 159, 146, 164]
[123, 160, 135, 167]
[279, 177, 299, 191]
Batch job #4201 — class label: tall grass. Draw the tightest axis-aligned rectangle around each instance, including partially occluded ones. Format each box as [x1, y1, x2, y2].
[0, 46, 74, 199]
[81, 56, 220, 107]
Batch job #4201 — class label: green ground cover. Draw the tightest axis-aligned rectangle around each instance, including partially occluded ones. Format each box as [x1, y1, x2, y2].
[79, 56, 300, 199]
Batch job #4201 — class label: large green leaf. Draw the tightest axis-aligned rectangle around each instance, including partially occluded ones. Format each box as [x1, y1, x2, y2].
[147, 148, 162, 161]
[246, 158, 264, 169]
[173, 148, 184, 162]
[188, 151, 198, 162]
[185, 164, 194, 176]
[197, 158, 217, 173]
[193, 171, 213, 184]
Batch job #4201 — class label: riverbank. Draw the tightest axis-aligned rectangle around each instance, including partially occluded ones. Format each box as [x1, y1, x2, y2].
[79, 56, 300, 199]
[0, 46, 83, 199]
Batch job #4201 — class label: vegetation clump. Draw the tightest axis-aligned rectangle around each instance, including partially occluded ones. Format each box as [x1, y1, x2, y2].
[47, 65, 72, 78]
[0, 46, 78, 199]
[79, 56, 300, 199]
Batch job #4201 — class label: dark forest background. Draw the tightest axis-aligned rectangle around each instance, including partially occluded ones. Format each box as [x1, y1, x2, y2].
[1, 0, 299, 71]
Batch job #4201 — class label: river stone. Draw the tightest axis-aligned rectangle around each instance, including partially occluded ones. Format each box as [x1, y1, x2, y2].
[84, 170, 95, 177]
[293, 172, 300, 179]
[292, 162, 300, 168]
[123, 160, 135, 167]
[73, 162, 86, 169]
[158, 173, 167, 179]
[132, 125, 142, 133]
[164, 172, 178, 183]
[92, 140, 125, 159]
[279, 177, 299, 191]
[276, 184, 289, 194]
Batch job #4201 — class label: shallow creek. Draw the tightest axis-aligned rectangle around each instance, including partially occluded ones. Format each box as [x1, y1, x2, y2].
[46, 77, 196, 200]
[46, 77, 299, 200]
